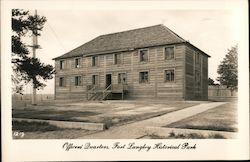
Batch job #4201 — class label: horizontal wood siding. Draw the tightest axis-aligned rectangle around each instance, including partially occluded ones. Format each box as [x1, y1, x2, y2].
[155, 45, 184, 99]
[185, 45, 208, 100]
[185, 46, 195, 100]
[55, 56, 86, 100]
[202, 56, 208, 100]
[54, 44, 195, 100]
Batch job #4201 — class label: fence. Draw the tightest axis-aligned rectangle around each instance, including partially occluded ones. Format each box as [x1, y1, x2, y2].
[208, 85, 237, 101]
[12, 94, 54, 101]
[12, 94, 55, 107]
[12, 86, 238, 105]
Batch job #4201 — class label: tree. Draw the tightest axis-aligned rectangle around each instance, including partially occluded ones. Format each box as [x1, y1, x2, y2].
[12, 9, 55, 94]
[208, 77, 216, 85]
[217, 45, 238, 96]
[208, 77, 220, 86]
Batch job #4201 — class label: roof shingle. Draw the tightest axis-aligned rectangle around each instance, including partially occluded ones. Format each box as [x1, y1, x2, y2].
[54, 24, 206, 60]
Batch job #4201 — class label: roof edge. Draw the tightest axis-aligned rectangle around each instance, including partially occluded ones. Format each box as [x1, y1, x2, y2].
[160, 24, 186, 42]
[185, 42, 211, 57]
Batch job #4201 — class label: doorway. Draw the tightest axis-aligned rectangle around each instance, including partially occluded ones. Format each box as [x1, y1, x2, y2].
[106, 74, 112, 88]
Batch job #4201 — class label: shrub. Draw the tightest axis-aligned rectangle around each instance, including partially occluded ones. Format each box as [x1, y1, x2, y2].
[167, 131, 226, 139]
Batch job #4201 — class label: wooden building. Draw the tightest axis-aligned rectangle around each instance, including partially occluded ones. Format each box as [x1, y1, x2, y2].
[53, 24, 210, 101]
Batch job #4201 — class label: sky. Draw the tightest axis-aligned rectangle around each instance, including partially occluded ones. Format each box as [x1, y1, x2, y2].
[21, 9, 239, 94]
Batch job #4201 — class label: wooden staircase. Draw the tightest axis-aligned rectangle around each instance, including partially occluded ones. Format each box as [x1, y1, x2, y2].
[87, 84, 128, 101]
[87, 84, 112, 101]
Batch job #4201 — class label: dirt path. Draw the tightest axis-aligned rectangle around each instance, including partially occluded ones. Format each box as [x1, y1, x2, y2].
[79, 102, 227, 139]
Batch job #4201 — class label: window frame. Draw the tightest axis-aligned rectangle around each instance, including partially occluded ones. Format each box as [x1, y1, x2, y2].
[118, 72, 127, 84]
[164, 46, 175, 60]
[92, 75, 99, 85]
[195, 52, 200, 64]
[195, 70, 201, 85]
[138, 48, 149, 62]
[74, 76, 82, 86]
[92, 56, 98, 67]
[164, 68, 175, 82]
[139, 71, 149, 84]
[75, 58, 81, 68]
[59, 60, 65, 70]
[59, 77, 65, 87]
[114, 53, 122, 65]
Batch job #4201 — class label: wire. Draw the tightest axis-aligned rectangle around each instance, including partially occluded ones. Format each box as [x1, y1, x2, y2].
[47, 21, 66, 51]
[39, 10, 66, 51]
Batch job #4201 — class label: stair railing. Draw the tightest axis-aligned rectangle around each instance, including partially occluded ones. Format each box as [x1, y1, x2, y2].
[102, 84, 112, 100]
[87, 85, 97, 100]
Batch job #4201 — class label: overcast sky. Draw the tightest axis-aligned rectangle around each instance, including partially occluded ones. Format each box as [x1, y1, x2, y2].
[22, 9, 239, 94]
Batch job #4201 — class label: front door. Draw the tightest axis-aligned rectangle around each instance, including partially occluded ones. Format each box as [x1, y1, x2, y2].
[106, 74, 112, 88]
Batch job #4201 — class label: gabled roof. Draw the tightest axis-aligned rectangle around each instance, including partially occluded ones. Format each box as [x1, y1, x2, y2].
[53, 24, 209, 60]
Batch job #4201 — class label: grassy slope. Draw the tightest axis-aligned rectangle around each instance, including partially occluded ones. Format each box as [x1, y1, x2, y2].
[166, 102, 238, 132]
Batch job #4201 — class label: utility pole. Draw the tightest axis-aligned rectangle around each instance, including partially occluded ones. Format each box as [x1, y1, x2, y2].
[31, 10, 39, 106]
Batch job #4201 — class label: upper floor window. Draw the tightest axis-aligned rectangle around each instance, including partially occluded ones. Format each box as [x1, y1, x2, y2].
[75, 76, 82, 86]
[165, 69, 175, 82]
[114, 54, 122, 64]
[59, 60, 65, 70]
[139, 71, 149, 83]
[195, 52, 200, 64]
[139, 49, 148, 62]
[92, 56, 98, 66]
[59, 77, 65, 87]
[164, 46, 175, 60]
[75, 58, 80, 68]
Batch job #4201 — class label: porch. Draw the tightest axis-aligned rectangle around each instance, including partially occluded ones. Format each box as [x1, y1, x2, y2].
[87, 84, 129, 101]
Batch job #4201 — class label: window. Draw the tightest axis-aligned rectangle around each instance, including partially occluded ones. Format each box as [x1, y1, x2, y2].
[165, 69, 175, 82]
[92, 75, 98, 85]
[92, 56, 98, 66]
[75, 58, 80, 68]
[195, 70, 201, 91]
[139, 71, 149, 83]
[195, 52, 200, 64]
[164, 46, 175, 60]
[114, 54, 122, 64]
[59, 77, 65, 87]
[118, 73, 127, 84]
[139, 49, 148, 62]
[59, 60, 65, 70]
[75, 76, 82, 86]
[195, 70, 200, 85]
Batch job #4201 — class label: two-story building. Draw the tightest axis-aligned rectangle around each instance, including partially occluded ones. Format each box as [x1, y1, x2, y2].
[53, 24, 210, 101]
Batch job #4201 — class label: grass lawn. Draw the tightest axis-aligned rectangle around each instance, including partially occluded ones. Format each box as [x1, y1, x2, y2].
[12, 109, 100, 122]
[12, 120, 95, 139]
[13, 101, 198, 128]
[12, 120, 63, 132]
[166, 102, 238, 132]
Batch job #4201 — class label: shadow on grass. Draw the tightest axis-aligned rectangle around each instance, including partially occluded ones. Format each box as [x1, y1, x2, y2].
[12, 120, 63, 132]
[12, 109, 100, 122]
[167, 124, 237, 132]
